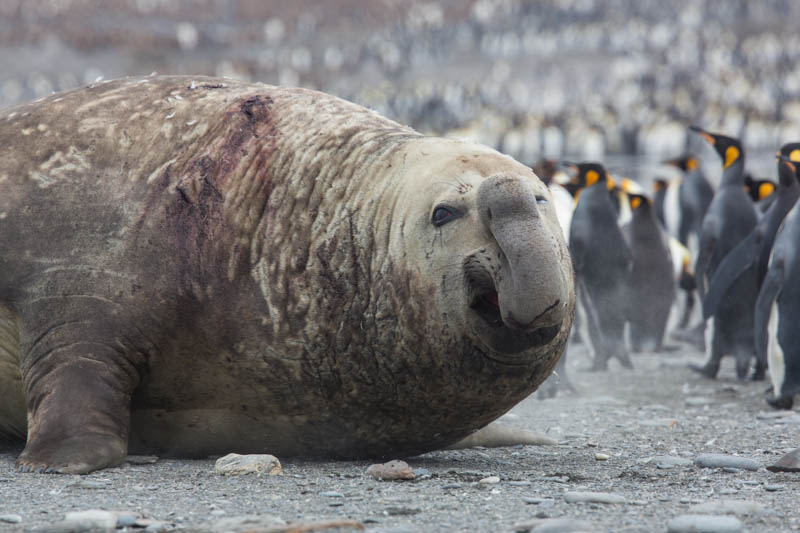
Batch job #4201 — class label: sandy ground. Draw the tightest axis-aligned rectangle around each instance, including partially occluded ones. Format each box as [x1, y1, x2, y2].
[1, 339, 798, 532]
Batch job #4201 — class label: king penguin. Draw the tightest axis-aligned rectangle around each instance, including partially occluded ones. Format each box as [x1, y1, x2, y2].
[663, 154, 714, 254]
[622, 193, 676, 352]
[568, 162, 633, 370]
[690, 127, 759, 379]
[754, 153, 800, 409]
[703, 143, 800, 320]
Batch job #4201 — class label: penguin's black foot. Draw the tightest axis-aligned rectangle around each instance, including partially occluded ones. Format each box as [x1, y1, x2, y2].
[688, 362, 718, 379]
[766, 393, 794, 410]
[617, 353, 634, 369]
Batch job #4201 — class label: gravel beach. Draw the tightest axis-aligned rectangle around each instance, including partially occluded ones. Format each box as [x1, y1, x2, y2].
[1, 343, 798, 532]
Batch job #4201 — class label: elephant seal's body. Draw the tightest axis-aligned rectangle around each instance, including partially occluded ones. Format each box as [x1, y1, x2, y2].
[0, 76, 573, 473]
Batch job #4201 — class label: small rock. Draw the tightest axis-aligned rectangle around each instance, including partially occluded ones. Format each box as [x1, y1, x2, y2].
[320, 491, 344, 498]
[448, 423, 557, 448]
[666, 514, 742, 533]
[722, 467, 740, 473]
[367, 460, 415, 481]
[689, 500, 768, 516]
[114, 513, 138, 528]
[564, 491, 626, 504]
[764, 484, 785, 491]
[215, 453, 282, 476]
[62, 510, 118, 531]
[756, 410, 796, 420]
[594, 453, 610, 461]
[718, 488, 737, 495]
[694, 454, 759, 471]
[0, 515, 22, 524]
[412, 468, 430, 477]
[522, 497, 554, 507]
[479, 475, 500, 484]
[507, 480, 532, 486]
[766, 447, 800, 472]
[512, 517, 593, 532]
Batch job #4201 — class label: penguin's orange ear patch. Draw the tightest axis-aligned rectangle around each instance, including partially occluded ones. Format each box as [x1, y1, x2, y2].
[630, 196, 642, 210]
[687, 158, 698, 171]
[724, 146, 740, 169]
[759, 182, 775, 200]
[585, 170, 599, 186]
[791, 149, 800, 163]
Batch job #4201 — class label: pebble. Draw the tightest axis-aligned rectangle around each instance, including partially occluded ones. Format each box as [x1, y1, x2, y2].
[666, 514, 742, 533]
[694, 454, 759, 471]
[507, 480, 532, 486]
[522, 497, 555, 507]
[594, 453, 610, 461]
[0, 515, 22, 524]
[689, 500, 768, 516]
[512, 517, 592, 532]
[214, 453, 282, 476]
[367, 460, 415, 481]
[115, 513, 138, 528]
[564, 491, 626, 504]
[764, 484, 785, 492]
[320, 491, 344, 498]
[479, 475, 500, 484]
[61, 510, 118, 531]
[718, 488, 737, 495]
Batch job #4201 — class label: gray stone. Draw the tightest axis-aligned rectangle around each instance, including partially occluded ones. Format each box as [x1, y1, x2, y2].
[320, 490, 345, 498]
[666, 514, 742, 533]
[523, 497, 555, 507]
[512, 517, 593, 532]
[689, 499, 768, 516]
[114, 513, 138, 528]
[564, 491, 626, 504]
[62, 510, 118, 532]
[764, 484, 785, 492]
[694, 454, 759, 471]
[0, 515, 22, 524]
[214, 453, 282, 476]
[508, 480, 532, 486]
[65, 480, 109, 490]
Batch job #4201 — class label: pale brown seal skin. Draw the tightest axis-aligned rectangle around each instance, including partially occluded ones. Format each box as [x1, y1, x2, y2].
[0, 76, 574, 474]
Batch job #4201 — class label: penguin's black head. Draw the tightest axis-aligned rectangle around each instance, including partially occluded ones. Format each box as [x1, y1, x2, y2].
[652, 178, 668, 193]
[689, 126, 743, 170]
[663, 155, 698, 172]
[562, 161, 609, 195]
[627, 193, 650, 212]
[777, 142, 800, 184]
[743, 176, 775, 202]
[776, 143, 800, 183]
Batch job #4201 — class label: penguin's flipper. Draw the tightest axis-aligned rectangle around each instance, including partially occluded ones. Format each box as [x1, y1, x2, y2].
[694, 233, 716, 301]
[754, 259, 784, 363]
[702, 232, 758, 320]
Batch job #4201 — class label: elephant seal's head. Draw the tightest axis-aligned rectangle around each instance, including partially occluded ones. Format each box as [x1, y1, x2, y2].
[387, 138, 574, 365]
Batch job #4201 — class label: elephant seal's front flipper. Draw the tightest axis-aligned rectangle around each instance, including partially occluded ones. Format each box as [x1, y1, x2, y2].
[15, 308, 143, 474]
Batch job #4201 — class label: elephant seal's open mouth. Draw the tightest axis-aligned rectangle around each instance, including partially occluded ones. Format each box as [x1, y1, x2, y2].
[469, 287, 562, 358]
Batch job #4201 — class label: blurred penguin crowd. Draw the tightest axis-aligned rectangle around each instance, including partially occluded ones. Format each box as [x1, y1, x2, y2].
[541, 128, 800, 412]
[2, 0, 799, 408]
[3, 0, 800, 172]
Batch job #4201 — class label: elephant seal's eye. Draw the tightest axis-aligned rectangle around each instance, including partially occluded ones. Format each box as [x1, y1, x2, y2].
[431, 205, 461, 227]
[536, 195, 548, 205]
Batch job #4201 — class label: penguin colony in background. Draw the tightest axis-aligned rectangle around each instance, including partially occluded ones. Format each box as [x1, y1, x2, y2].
[537, 127, 800, 411]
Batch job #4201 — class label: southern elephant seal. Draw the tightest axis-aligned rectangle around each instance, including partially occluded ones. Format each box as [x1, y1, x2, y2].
[0, 76, 574, 474]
